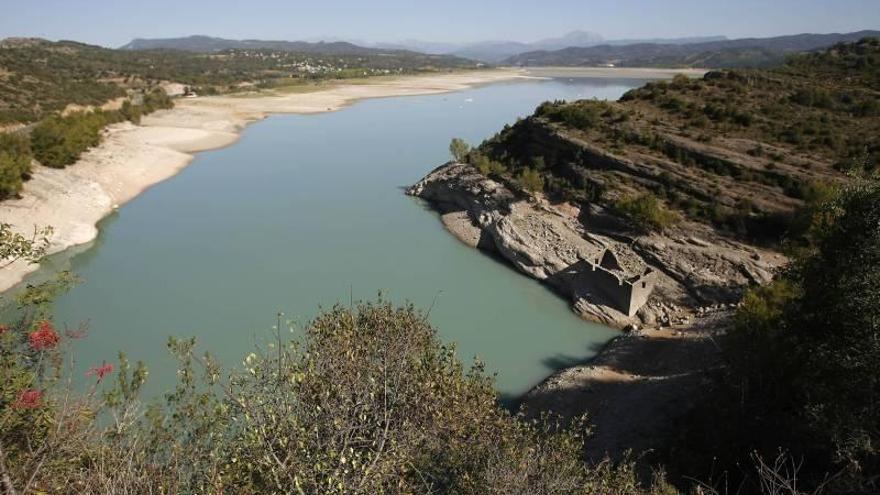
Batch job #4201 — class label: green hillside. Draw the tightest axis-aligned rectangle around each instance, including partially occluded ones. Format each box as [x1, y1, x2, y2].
[474, 38, 879, 241]
[0, 38, 479, 125]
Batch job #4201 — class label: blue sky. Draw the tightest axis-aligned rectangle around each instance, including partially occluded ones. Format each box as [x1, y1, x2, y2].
[1, 0, 878, 47]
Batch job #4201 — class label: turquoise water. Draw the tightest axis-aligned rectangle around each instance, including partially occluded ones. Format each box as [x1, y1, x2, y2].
[15, 77, 651, 398]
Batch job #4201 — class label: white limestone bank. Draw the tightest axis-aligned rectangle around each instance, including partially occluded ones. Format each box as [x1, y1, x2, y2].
[407, 162, 786, 328]
[0, 70, 527, 292]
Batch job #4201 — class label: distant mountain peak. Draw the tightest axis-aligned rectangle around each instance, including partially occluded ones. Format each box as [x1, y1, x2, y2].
[533, 30, 605, 48]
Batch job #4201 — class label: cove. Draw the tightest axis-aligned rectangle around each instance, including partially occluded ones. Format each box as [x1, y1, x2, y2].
[15, 76, 652, 398]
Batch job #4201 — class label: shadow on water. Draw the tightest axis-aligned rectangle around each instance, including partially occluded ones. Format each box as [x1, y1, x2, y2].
[497, 338, 616, 411]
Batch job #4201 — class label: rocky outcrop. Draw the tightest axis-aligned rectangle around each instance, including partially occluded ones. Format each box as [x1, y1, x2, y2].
[407, 162, 786, 328]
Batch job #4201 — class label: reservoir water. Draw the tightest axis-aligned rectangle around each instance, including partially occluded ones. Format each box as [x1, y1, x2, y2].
[15, 76, 652, 398]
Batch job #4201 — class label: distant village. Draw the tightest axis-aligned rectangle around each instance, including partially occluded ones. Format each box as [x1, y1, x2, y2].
[220, 50, 406, 77]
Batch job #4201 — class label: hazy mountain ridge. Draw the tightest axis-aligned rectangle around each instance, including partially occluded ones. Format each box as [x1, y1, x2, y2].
[505, 30, 880, 67]
[120, 34, 405, 55]
[118, 32, 732, 63]
[379, 32, 729, 63]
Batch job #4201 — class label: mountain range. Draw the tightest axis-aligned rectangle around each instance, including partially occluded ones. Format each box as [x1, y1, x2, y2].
[120, 32, 729, 63]
[374, 32, 727, 63]
[504, 30, 880, 68]
[119, 30, 880, 69]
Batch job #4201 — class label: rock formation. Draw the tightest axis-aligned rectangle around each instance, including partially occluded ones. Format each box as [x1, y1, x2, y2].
[407, 162, 785, 328]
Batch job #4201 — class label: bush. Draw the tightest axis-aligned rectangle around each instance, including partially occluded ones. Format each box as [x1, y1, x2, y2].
[712, 178, 880, 490]
[30, 111, 120, 168]
[468, 152, 507, 177]
[538, 100, 608, 130]
[0, 133, 33, 199]
[518, 167, 545, 193]
[0, 285, 657, 493]
[614, 193, 678, 232]
[29, 90, 174, 169]
[783, 178, 880, 470]
[142, 88, 174, 113]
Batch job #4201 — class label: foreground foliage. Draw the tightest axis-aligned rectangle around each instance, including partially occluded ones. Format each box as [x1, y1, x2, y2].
[671, 177, 880, 494]
[1, 288, 662, 494]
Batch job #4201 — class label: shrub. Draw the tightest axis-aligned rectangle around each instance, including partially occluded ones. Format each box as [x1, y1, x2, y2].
[30, 111, 120, 168]
[469, 153, 492, 174]
[714, 178, 880, 489]
[0, 285, 656, 493]
[783, 178, 880, 469]
[0, 223, 53, 269]
[29, 90, 173, 169]
[614, 193, 678, 232]
[0, 133, 32, 199]
[539, 100, 608, 130]
[518, 167, 545, 193]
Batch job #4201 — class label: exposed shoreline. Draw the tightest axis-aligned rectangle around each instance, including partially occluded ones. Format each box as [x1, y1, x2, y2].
[0, 69, 528, 293]
[517, 66, 708, 79]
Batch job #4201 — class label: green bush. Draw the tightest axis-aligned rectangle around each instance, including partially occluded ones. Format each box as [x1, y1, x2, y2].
[538, 100, 608, 130]
[0, 283, 658, 493]
[614, 193, 678, 232]
[518, 167, 545, 193]
[0, 133, 33, 199]
[30, 111, 120, 168]
[142, 88, 174, 113]
[713, 178, 880, 488]
[29, 91, 174, 169]
[784, 178, 880, 469]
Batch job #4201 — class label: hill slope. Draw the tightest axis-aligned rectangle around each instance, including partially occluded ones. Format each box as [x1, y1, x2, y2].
[505, 30, 880, 68]
[0, 38, 478, 124]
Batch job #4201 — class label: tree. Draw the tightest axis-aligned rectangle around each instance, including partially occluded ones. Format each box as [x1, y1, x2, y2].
[784, 178, 880, 469]
[719, 177, 880, 488]
[449, 138, 470, 162]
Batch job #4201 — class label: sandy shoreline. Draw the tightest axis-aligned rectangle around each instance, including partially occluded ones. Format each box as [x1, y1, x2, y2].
[0, 69, 527, 292]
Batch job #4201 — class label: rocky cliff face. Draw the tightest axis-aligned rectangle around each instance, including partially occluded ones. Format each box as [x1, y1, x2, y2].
[407, 161, 786, 328]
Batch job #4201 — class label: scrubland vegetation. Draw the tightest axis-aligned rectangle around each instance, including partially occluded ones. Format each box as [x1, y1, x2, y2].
[460, 38, 879, 240]
[30, 89, 172, 169]
[0, 275, 664, 494]
[0, 38, 479, 125]
[0, 88, 173, 199]
[662, 177, 880, 494]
